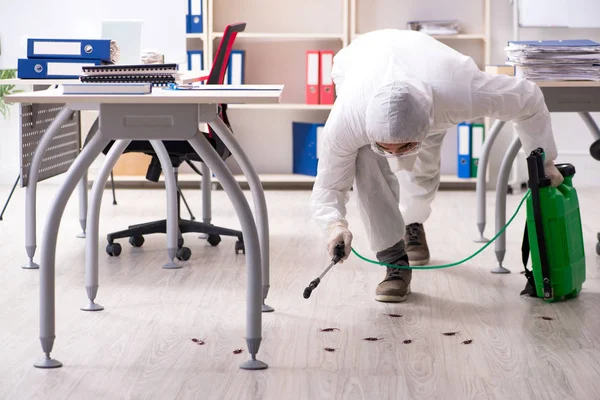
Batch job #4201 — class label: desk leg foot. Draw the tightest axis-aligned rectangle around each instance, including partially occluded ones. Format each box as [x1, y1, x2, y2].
[34, 354, 62, 369]
[163, 248, 183, 269]
[22, 260, 39, 270]
[240, 338, 268, 370]
[77, 218, 86, 238]
[23, 246, 39, 269]
[262, 285, 274, 313]
[81, 286, 104, 311]
[474, 236, 489, 244]
[491, 260, 510, 274]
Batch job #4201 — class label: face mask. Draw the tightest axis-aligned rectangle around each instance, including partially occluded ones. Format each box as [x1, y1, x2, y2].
[371, 142, 422, 159]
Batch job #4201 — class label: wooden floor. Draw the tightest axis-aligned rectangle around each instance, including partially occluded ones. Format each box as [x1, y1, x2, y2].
[1, 184, 600, 400]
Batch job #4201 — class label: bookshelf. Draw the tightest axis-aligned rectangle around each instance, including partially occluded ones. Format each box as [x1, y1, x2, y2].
[173, 0, 491, 188]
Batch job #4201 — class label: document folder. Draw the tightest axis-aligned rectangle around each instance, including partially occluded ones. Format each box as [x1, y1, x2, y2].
[306, 50, 320, 104]
[470, 123, 485, 177]
[320, 50, 335, 104]
[293, 122, 325, 176]
[187, 50, 204, 71]
[27, 39, 112, 61]
[225, 50, 245, 85]
[457, 122, 472, 178]
[18, 58, 102, 79]
[187, 0, 203, 33]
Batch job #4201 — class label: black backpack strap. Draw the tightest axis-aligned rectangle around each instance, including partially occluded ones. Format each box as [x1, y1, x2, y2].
[520, 222, 538, 297]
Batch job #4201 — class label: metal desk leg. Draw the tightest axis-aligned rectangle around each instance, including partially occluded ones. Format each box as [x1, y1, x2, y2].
[149, 140, 181, 269]
[188, 133, 267, 370]
[202, 162, 212, 224]
[35, 133, 110, 369]
[23, 107, 73, 270]
[208, 118, 274, 313]
[492, 136, 521, 274]
[82, 139, 131, 312]
[579, 112, 600, 140]
[475, 119, 506, 243]
[76, 171, 88, 239]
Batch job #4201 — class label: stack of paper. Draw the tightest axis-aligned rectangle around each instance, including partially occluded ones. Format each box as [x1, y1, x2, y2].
[505, 40, 600, 81]
[406, 20, 461, 36]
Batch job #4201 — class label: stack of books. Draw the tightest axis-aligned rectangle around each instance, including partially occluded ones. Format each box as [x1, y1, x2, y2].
[17, 38, 114, 79]
[406, 20, 461, 36]
[505, 39, 600, 81]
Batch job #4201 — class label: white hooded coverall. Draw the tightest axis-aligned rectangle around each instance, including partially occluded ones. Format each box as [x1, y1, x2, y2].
[309, 29, 558, 254]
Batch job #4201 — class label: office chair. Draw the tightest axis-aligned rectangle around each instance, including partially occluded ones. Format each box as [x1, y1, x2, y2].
[102, 22, 247, 261]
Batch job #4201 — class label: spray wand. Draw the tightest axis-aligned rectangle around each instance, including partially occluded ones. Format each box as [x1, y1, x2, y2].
[303, 243, 346, 299]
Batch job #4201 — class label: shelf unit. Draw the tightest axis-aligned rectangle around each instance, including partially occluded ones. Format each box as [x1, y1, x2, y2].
[174, 0, 492, 188]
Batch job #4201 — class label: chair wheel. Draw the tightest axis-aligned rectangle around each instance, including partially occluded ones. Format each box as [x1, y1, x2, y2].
[507, 185, 513, 195]
[207, 234, 221, 246]
[178, 237, 184, 248]
[521, 182, 527, 190]
[176, 247, 192, 261]
[597, 232, 600, 242]
[235, 240, 245, 255]
[596, 242, 600, 256]
[129, 235, 144, 248]
[106, 243, 122, 257]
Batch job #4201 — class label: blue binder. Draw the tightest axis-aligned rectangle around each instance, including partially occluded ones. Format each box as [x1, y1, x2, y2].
[226, 50, 245, 85]
[187, 50, 204, 71]
[457, 122, 472, 178]
[187, 0, 203, 33]
[27, 39, 111, 61]
[17, 58, 103, 79]
[293, 122, 325, 176]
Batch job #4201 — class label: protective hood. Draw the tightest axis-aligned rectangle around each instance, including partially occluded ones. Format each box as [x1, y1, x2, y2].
[365, 79, 433, 145]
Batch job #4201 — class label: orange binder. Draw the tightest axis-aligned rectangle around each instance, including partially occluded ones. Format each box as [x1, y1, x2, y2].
[319, 50, 334, 104]
[306, 50, 320, 104]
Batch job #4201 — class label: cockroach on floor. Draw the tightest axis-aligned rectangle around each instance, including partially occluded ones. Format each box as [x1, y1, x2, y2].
[403, 339, 413, 344]
[363, 337, 383, 341]
[385, 313, 403, 318]
[233, 348, 244, 354]
[191, 338, 206, 345]
[461, 339, 474, 345]
[319, 328, 340, 332]
[539, 316, 554, 321]
[324, 347, 337, 352]
[442, 331, 460, 336]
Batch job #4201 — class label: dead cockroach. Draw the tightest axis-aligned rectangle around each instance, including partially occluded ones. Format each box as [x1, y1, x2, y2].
[385, 313, 403, 318]
[363, 337, 383, 341]
[324, 347, 337, 352]
[442, 331, 460, 336]
[191, 338, 206, 345]
[403, 339, 413, 344]
[461, 339, 474, 345]
[233, 348, 244, 354]
[319, 328, 340, 332]
[539, 316, 554, 321]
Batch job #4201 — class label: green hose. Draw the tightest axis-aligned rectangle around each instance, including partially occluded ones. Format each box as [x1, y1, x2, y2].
[350, 190, 531, 270]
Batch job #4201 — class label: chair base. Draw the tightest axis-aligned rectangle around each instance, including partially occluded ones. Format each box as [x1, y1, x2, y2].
[106, 218, 244, 257]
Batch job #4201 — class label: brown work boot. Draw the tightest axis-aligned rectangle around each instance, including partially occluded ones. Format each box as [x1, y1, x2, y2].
[404, 223, 430, 266]
[375, 265, 412, 303]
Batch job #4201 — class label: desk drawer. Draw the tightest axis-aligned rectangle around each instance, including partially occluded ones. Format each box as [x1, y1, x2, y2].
[99, 104, 204, 140]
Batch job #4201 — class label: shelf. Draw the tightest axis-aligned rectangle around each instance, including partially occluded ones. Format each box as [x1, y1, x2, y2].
[186, 33, 207, 40]
[212, 32, 345, 40]
[228, 103, 333, 110]
[352, 33, 487, 41]
[103, 173, 476, 191]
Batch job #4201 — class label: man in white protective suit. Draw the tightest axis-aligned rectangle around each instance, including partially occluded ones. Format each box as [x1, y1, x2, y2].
[309, 29, 564, 303]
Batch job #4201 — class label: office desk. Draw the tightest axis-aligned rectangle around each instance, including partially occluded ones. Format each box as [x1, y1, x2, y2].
[475, 80, 600, 273]
[0, 78, 91, 269]
[5, 84, 283, 371]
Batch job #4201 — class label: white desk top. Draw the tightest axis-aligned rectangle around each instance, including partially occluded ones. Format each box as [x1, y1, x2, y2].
[4, 84, 284, 105]
[0, 78, 79, 85]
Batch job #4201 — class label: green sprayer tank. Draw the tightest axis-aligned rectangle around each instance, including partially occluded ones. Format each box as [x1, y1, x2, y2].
[523, 148, 586, 302]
